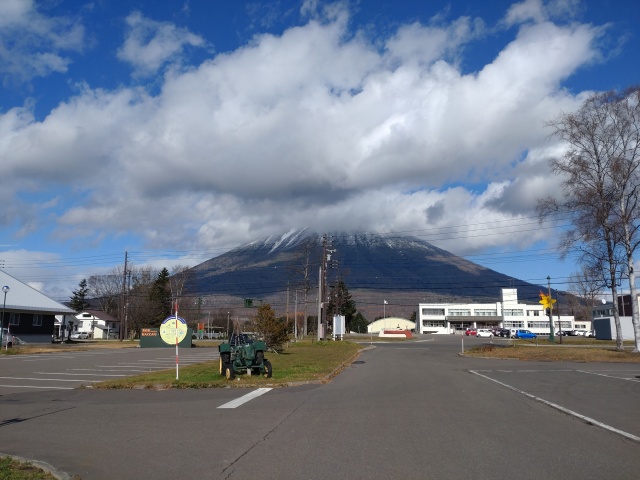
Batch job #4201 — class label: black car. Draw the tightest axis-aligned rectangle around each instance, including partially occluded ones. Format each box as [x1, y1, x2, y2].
[497, 328, 511, 338]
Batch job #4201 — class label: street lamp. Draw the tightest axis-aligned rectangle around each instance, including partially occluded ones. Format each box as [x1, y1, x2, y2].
[1, 285, 9, 349]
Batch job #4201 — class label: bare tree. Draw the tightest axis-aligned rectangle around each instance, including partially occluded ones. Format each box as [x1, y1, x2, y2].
[88, 268, 124, 317]
[568, 266, 605, 324]
[169, 264, 191, 309]
[539, 86, 640, 351]
[126, 265, 161, 337]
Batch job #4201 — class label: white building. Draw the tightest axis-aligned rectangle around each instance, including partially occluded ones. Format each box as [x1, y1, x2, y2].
[592, 297, 636, 340]
[73, 310, 120, 339]
[416, 288, 574, 335]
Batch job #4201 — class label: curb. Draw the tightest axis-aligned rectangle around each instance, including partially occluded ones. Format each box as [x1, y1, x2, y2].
[1, 454, 72, 480]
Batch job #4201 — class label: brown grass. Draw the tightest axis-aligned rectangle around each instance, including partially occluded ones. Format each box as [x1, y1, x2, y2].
[466, 344, 640, 362]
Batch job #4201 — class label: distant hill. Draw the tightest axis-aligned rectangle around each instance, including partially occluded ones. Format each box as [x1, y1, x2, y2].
[186, 230, 547, 320]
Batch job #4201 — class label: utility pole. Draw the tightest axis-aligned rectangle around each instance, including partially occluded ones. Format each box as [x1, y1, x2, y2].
[547, 276, 555, 342]
[120, 251, 128, 341]
[317, 265, 323, 341]
[556, 288, 562, 344]
[294, 290, 298, 341]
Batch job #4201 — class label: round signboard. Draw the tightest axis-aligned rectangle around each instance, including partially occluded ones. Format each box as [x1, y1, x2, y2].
[159, 316, 188, 345]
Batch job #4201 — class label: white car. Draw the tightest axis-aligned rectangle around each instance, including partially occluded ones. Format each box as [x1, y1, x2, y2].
[476, 329, 494, 338]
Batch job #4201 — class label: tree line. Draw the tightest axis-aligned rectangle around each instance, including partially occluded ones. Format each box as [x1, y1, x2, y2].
[68, 259, 372, 345]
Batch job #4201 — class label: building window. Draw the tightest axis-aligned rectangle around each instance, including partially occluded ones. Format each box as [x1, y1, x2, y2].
[528, 321, 551, 328]
[527, 310, 540, 316]
[474, 309, 497, 316]
[9, 313, 20, 326]
[503, 309, 524, 316]
[422, 320, 445, 327]
[33, 314, 43, 326]
[82, 313, 92, 318]
[422, 308, 445, 316]
[448, 309, 471, 316]
[503, 320, 524, 328]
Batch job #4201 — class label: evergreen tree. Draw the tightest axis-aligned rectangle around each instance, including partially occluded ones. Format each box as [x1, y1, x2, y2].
[148, 268, 172, 327]
[351, 311, 369, 333]
[327, 280, 357, 331]
[70, 279, 90, 312]
[254, 303, 289, 349]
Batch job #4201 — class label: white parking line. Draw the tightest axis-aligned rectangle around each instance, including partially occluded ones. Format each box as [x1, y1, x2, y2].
[470, 370, 640, 444]
[98, 365, 168, 369]
[34, 372, 127, 377]
[0, 376, 101, 383]
[218, 388, 272, 409]
[0, 384, 74, 390]
[576, 370, 640, 382]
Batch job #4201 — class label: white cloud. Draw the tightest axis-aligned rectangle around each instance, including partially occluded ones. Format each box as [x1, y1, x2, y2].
[0, 3, 607, 268]
[0, 0, 84, 82]
[117, 11, 206, 77]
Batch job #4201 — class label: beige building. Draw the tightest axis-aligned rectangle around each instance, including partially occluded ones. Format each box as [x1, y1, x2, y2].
[367, 317, 415, 333]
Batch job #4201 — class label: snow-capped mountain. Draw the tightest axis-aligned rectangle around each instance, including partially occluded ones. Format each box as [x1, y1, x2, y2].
[187, 230, 544, 309]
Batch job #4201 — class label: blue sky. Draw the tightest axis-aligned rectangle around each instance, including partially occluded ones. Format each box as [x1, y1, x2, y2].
[0, 0, 638, 302]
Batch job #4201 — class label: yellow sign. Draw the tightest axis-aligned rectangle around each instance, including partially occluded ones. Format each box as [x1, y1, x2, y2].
[538, 292, 556, 310]
[159, 316, 188, 345]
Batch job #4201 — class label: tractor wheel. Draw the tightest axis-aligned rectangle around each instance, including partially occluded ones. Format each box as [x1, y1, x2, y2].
[218, 358, 224, 375]
[221, 352, 231, 364]
[224, 363, 235, 380]
[263, 360, 272, 378]
[255, 351, 264, 364]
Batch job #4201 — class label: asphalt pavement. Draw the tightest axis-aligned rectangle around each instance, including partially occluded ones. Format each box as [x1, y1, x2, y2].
[1, 337, 639, 479]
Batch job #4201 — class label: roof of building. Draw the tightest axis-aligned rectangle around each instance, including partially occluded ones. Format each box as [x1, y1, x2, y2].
[0, 270, 75, 315]
[369, 317, 415, 328]
[76, 309, 120, 323]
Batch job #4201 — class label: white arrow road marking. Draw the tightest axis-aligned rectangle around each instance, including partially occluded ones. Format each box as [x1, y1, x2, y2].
[218, 388, 272, 409]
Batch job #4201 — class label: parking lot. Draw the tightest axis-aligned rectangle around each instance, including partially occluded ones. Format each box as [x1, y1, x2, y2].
[469, 363, 640, 442]
[1, 338, 639, 479]
[0, 347, 220, 394]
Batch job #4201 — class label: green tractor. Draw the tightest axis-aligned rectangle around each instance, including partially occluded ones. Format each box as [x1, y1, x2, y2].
[218, 333, 273, 379]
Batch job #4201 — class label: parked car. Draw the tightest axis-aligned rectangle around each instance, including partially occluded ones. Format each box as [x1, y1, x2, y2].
[476, 329, 494, 338]
[70, 332, 89, 339]
[464, 328, 477, 336]
[497, 328, 511, 338]
[513, 329, 537, 339]
[585, 330, 596, 338]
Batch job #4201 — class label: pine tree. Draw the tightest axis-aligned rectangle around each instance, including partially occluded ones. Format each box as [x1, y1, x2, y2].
[327, 280, 357, 331]
[351, 311, 369, 333]
[148, 268, 171, 327]
[70, 279, 90, 312]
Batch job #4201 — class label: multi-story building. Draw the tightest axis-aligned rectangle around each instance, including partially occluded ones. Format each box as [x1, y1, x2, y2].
[416, 288, 574, 335]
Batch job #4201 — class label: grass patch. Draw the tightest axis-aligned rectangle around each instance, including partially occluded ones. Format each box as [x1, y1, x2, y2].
[0, 457, 59, 480]
[466, 343, 640, 362]
[93, 340, 362, 389]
